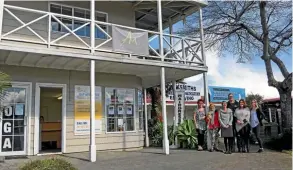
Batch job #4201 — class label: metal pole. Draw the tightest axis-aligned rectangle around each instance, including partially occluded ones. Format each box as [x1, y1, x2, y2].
[89, 0, 96, 163]
[157, 0, 169, 155]
[199, 8, 209, 110]
[0, 0, 5, 41]
[144, 89, 149, 147]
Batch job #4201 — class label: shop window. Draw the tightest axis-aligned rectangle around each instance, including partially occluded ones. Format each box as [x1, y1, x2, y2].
[50, 3, 108, 39]
[137, 90, 144, 130]
[105, 88, 135, 132]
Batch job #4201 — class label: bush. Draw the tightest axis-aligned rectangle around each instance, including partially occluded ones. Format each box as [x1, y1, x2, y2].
[148, 118, 177, 146]
[176, 119, 198, 149]
[148, 118, 163, 147]
[265, 128, 292, 151]
[20, 158, 77, 170]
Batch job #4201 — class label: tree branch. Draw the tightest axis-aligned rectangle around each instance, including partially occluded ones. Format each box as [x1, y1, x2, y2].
[260, 1, 279, 88]
[239, 23, 262, 42]
[270, 53, 290, 77]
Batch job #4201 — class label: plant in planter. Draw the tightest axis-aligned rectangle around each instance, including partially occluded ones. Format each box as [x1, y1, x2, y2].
[176, 119, 197, 149]
[148, 118, 163, 147]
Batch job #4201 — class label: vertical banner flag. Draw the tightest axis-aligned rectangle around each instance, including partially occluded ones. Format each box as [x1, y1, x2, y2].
[74, 85, 102, 135]
[175, 90, 185, 125]
[112, 26, 149, 55]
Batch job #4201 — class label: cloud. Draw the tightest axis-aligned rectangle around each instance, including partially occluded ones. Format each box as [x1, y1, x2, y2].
[185, 50, 283, 99]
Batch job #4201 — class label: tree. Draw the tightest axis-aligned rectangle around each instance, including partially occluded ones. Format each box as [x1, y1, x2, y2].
[246, 93, 264, 108]
[182, 1, 292, 129]
[0, 71, 11, 100]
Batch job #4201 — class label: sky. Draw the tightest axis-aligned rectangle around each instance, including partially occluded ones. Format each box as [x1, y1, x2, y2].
[167, 18, 292, 99]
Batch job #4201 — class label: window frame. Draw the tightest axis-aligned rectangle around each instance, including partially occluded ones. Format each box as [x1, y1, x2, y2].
[104, 87, 137, 134]
[137, 89, 144, 131]
[48, 2, 109, 40]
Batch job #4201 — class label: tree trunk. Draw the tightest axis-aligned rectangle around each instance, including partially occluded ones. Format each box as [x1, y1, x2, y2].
[277, 73, 292, 129]
[278, 89, 292, 129]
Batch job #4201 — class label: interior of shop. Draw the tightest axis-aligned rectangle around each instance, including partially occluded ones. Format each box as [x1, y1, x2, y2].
[39, 87, 62, 153]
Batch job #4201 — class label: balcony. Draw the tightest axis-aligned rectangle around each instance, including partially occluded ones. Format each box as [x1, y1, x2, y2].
[0, 2, 207, 70]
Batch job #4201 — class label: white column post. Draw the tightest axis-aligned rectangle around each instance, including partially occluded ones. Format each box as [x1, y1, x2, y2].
[0, 0, 5, 41]
[199, 8, 209, 110]
[144, 89, 149, 147]
[90, 0, 95, 54]
[89, 0, 96, 163]
[157, 0, 169, 155]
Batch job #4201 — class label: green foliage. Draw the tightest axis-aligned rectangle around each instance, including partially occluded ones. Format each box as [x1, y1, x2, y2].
[246, 93, 264, 108]
[148, 118, 163, 147]
[0, 71, 11, 101]
[19, 158, 77, 170]
[265, 128, 292, 151]
[148, 118, 177, 146]
[176, 119, 197, 149]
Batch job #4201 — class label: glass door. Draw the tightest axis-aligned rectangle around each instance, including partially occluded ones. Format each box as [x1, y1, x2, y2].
[0, 85, 28, 156]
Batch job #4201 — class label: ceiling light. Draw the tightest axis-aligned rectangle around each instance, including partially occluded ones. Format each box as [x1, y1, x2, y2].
[57, 96, 62, 100]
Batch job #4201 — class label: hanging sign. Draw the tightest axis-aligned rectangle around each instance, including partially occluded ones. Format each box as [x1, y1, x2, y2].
[74, 85, 102, 135]
[175, 90, 185, 124]
[167, 83, 201, 102]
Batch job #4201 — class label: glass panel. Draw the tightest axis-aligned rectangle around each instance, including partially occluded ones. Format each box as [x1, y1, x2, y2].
[1, 136, 12, 152]
[0, 87, 26, 152]
[62, 6, 72, 16]
[138, 90, 143, 130]
[14, 120, 24, 135]
[13, 136, 24, 151]
[51, 4, 61, 14]
[105, 88, 116, 132]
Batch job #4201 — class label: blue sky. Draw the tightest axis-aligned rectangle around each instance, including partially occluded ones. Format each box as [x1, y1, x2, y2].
[158, 16, 292, 99]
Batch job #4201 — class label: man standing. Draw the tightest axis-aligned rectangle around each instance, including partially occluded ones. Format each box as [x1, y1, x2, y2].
[227, 93, 240, 152]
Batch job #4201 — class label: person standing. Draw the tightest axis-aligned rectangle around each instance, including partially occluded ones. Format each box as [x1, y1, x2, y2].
[250, 99, 265, 152]
[219, 101, 234, 154]
[235, 99, 251, 153]
[194, 99, 206, 151]
[206, 103, 220, 152]
[227, 93, 241, 152]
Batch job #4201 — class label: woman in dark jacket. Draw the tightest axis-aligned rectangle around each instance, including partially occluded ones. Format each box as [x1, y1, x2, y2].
[250, 99, 265, 152]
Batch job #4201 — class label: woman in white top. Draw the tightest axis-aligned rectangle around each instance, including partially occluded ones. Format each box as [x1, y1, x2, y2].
[235, 99, 251, 153]
[194, 99, 206, 151]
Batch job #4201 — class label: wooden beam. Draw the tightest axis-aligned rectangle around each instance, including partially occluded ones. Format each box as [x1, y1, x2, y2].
[4, 51, 12, 64]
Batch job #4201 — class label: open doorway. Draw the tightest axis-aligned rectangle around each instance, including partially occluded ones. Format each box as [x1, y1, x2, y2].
[39, 87, 63, 153]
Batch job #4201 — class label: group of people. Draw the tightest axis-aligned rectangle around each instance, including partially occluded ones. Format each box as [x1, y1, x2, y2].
[194, 93, 265, 154]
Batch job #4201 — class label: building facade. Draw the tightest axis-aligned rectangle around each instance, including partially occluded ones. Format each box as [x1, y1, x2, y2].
[0, 0, 208, 161]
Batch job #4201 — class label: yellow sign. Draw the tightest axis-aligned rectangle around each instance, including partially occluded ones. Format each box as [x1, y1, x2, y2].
[74, 85, 102, 135]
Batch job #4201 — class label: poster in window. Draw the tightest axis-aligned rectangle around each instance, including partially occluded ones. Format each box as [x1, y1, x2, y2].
[118, 118, 124, 127]
[118, 105, 124, 115]
[126, 105, 133, 115]
[108, 105, 115, 115]
[15, 104, 24, 116]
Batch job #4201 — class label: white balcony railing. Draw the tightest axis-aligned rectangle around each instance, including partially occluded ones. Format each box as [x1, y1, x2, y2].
[1, 4, 205, 66]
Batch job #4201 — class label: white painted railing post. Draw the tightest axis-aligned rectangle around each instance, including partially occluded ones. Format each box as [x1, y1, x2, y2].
[0, 0, 4, 41]
[48, 13, 51, 48]
[89, 0, 96, 163]
[199, 8, 209, 110]
[157, 0, 169, 155]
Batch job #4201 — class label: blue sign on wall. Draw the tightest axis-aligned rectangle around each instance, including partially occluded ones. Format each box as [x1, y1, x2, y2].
[208, 86, 246, 102]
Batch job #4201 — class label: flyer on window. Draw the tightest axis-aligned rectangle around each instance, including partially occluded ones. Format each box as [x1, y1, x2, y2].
[108, 105, 115, 115]
[15, 104, 24, 116]
[118, 105, 124, 115]
[126, 105, 132, 115]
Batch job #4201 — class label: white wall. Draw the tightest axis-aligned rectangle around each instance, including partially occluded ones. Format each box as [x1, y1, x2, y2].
[1, 65, 144, 154]
[40, 97, 62, 122]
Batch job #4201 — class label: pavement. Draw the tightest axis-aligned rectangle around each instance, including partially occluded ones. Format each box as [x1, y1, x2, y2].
[0, 146, 291, 170]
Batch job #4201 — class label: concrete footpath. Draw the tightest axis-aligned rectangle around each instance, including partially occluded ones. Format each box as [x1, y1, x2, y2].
[0, 147, 291, 170]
